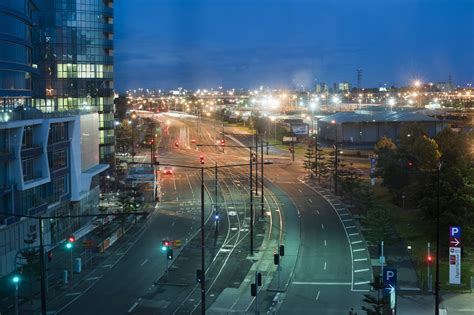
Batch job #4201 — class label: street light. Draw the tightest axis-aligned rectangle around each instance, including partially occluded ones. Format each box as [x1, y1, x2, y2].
[331, 119, 338, 195]
[12, 275, 20, 315]
[388, 97, 396, 112]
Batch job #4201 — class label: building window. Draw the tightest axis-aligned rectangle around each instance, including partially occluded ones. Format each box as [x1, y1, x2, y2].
[52, 175, 67, 202]
[22, 126, 33, 148]
[48, 149, 68, 170]
[48, 122, 67, 144]
[22, 158, 34, 181]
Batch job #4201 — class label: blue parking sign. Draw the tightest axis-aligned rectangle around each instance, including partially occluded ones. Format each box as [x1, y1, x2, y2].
[449, 226, 461, 238]
[383, 268, 397, 296]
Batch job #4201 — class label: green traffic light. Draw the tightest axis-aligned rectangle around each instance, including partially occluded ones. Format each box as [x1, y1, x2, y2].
[66, 242, 73, 249]
[12, 275, 20, 284]
[161, 245, 167, 252]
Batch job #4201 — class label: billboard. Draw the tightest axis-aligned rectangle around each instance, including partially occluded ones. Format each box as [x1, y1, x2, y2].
[291, 123, 309, 135]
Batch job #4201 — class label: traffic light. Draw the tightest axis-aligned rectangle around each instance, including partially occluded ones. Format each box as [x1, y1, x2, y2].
[12, 275, 20, 285]
[66, 235, 75, 249]
[273, 253, 280, 265]
[161, 239, 170, 252]
[256, 272, 262, 286]
[199, 155, 205, 164]
[250, 283, 257, 296]
[167, 248, 173, 260]
[427, 255, 433, 264]
[220, 139, 225, 146]
[279, 245, 285, 257]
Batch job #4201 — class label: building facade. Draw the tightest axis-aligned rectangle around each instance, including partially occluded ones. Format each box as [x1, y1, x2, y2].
[32, 0, 115, 165]
[0, 0, 109, 278]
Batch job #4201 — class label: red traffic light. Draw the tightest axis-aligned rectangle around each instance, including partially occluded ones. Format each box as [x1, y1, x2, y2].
[68, 235, 76, 243]
[427, 255, 433, 263]
[220, 139, 225, 146]
[199, 155, 205, 164]
[162, 239, 170, 247]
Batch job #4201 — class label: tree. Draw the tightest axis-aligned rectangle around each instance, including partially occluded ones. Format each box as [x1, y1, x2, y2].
[115, 120, 133, 151]
[303, 140, 315, 178]
[339, 164, 362, 205]
[374, 136, 396, 153]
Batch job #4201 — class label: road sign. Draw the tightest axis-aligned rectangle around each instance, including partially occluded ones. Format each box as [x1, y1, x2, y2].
[449, 247, 462, 285]
[173, 240, 182, 248]
[449, 226, 461, 238]
[449, 237, 461, 247]
[448, 226, 462, 285]
[383, 268, 397, 310]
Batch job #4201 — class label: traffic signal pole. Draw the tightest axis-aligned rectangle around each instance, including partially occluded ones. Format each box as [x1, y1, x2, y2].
[39, 217, 47, 315]
[261, 141, 264, 218]
[249, 150, 254, 256]
[200, 167, 206, 315]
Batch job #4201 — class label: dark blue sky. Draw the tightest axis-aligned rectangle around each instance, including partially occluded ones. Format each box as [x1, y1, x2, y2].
[115, 0, 474, 91]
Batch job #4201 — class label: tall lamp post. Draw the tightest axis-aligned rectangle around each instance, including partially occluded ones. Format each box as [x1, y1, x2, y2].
[331, 119, 338, 195]
[435, 162, 442, 315]
[130, 111, 137, 163]
[12, 275, 20, 315]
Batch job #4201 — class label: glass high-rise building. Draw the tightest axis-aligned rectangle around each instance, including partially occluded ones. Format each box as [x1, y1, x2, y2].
[0, 0, 37, 114]
[32, 0, 115, 165]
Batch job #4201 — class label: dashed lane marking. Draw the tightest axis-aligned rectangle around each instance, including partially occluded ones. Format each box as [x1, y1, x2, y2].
[353, 248, 365, 252]
[354, 268, 370, 273]
[128, 302, 139, 313]
[354, 258, 368, 262]
[351, 240, 363, 244]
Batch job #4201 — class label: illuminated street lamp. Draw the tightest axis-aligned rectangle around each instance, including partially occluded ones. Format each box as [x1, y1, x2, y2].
[12, 275, 20, 315]
[388, 97, 396, 112]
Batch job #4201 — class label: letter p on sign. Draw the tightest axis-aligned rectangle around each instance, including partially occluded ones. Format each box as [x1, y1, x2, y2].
[450, 226, 461, 238]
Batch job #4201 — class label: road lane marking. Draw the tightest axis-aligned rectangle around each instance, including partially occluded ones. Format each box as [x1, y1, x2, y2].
[141, 259, 149, 266]
[316, 290, 320, 301]
[298, 189, 302, 193]
[324, 240, 327, 246]
[86, 276, 100, 281]
[171, 221, 175, 227]
[65, 292, 81, 296]
[351, 240, 363, 244]
[339, 213, 350, 216]
[353, 248, 365, 252]
[308, 198, 312, 203]
[321, 224, 324, 229]
[354, 281, 371, 285]
[346, 226, 356, 228]
[128, 302, 139, 313]
[343, 219, 353, 222]
[324, 262, 327, 270]
[293, 282, 351, 285]
[349, 233, 359, 236]
[354, 268, 370, 273]
[316, 210, 320, 215]
[354, 258, 368, 262]
[103, 264, 113, 268]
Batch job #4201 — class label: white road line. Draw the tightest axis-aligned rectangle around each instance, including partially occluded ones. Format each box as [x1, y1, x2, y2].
[346, 226, 356, 229]
[293, 282, 351, 285]
[316, 290, 321, 301]
[141, 258, 149, 266]
[321, 223, 324, 229]
[86, 276, 100, 281]
[354, 268, 370, 273]
[351, 240, 363, 244]
[298, 189, 302, 193]
[316, 210, 320, 215]
[324, 240, 327, 246]
[349, 233, 359, 236]
[354, 258, 368, 262]
[103, 264, 113, 268]
[354, 281, 371, 285]
[339, 213, 350, 216]
[171, 221, 175, 227]
[324, 262, 327, 270]
[353, 248, 365, 252]
[65, 292, 81, 297]
[343, 219, 353, 222]
[308, 198, 312, 203]
[128, 301, 139, 313]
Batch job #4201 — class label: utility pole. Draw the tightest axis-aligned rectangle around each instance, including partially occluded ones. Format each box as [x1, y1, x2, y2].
[249, 149, 254, 256]
[261, 140, 264, 218]
[255, 134, 258, 196]
[39, 217, 46, 315]
[200, 167, 206, 315]
[215, 163, 219, 234]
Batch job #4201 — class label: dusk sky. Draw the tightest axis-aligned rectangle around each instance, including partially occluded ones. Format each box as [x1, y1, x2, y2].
[115, 0, 474, 91]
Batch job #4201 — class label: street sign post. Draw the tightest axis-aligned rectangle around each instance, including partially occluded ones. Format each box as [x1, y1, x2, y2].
[449, 226, 462, 285]
[383, 268, 397, 312]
